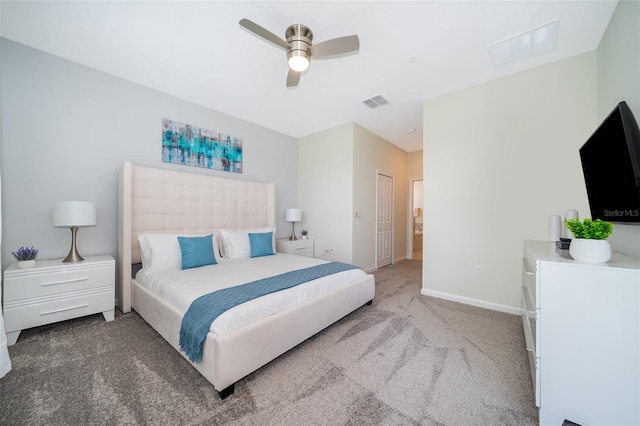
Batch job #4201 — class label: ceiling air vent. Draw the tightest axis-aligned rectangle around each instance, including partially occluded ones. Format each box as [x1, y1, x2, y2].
[362, 95, 389, 109]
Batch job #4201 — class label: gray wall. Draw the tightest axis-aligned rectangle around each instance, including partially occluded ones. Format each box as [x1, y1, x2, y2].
[0, 39, 299, 271]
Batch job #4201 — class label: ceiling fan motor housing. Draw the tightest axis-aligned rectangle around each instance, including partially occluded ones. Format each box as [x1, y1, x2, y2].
[286, 24, 313, 65]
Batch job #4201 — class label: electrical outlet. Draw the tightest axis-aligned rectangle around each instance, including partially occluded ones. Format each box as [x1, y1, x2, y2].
[319, 248, 334, 258]
[474, 265, 482, 277]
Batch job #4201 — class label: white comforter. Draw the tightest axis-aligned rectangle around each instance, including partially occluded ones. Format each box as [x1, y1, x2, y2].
[135, 253, 366, 335]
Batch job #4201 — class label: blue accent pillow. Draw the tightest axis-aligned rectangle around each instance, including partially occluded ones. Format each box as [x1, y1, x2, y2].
[178, 234, 217, 269]
[249, 232, 275, 258]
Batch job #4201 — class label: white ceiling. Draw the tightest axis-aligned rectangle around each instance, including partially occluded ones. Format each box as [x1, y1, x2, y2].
[1, 1, 618, 152]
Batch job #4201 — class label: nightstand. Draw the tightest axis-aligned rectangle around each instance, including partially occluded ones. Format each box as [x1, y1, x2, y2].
[2, 255, 115, 345]
[276, 238, 314, 258]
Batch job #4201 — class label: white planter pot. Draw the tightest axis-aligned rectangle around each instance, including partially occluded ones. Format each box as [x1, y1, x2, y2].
[17, 259, 36, 269]
[569, 239, 612, 263]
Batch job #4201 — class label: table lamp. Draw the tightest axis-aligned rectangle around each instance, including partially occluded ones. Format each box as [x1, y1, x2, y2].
[285, 208, 302, 241]
[53, 201, 97, 262]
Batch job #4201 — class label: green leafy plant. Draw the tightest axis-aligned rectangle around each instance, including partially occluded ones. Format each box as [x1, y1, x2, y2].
[565, 218, 613, 240]
[11, 246, 39, 261]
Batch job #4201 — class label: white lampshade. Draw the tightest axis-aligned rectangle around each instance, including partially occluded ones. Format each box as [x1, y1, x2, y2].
[53, 201, 97, 227]
[285, 208, 302, 222]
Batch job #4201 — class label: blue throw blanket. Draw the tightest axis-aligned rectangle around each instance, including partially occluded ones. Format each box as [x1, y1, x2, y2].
[179, 261, 361, 362]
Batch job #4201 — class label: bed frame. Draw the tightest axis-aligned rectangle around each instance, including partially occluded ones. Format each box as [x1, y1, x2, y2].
[118, 162, 375, 398]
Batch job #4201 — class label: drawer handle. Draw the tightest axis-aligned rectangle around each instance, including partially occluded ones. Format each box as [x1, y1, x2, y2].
[41, 304, 89, 315]
[41, 277, 89, 286]
[522, 259, 535, 275]
[295, 247, 308, 250]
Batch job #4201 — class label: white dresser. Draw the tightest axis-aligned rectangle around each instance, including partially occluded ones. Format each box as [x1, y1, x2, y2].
[521, 240, 640, 425]
[276, 238, 314, 258]
[3, 255, 116, 345]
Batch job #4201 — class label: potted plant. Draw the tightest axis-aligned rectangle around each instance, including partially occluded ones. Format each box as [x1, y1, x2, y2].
[565, 218, 614, 263]
[301, 229, 308, 239]
[12, 246, 39, 269]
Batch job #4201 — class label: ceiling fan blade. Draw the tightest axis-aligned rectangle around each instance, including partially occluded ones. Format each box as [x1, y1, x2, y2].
[286, 69, 301, 87]
[311, 35, 360, 58]
[239, 18, 289, 50]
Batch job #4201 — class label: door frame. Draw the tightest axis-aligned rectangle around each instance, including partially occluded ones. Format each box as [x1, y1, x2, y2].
[375, 171, 394, 268]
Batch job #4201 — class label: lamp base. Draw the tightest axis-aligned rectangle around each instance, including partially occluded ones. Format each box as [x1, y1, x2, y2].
[289, 222, 298, 241]
[62, 226, 85, 263]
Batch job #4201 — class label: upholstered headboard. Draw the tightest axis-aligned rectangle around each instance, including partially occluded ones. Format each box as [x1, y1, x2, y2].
[118, 162, 276, 313]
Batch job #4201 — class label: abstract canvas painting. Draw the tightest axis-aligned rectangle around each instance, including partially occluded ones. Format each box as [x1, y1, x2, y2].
[162, 118, 243, 173]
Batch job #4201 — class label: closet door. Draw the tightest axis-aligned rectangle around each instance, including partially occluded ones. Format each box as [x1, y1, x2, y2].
[377, 173, 393, 268]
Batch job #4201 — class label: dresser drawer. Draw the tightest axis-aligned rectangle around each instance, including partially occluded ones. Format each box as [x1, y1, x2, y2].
[521, 258, 537, 309]
[521, 286, 536, 353]
[4, 264, 114, 302]
[3, 286, 114, 332]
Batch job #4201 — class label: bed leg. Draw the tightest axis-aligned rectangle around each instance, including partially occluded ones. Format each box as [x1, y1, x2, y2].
[218, 384, 235, 400]
[366, 300, 373, 305]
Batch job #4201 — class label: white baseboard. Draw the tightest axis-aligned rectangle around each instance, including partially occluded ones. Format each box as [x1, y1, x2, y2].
[393, 256, 406, 264]
[367, 256, 406, 273]
[420, 288, 521, 316]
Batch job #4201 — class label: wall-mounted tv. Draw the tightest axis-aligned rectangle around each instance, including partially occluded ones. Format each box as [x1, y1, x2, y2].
[579, 101, 640, 223]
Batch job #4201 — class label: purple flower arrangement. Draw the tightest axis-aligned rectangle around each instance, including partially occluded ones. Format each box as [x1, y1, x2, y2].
[11, 246, 39, 261]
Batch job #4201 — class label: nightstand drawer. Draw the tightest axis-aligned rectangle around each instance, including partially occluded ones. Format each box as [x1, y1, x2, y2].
[4, 264, 114, 302]
[3, 286, 114, 332]
[288, 242, 313, 257]
[276, 239, 314, 257]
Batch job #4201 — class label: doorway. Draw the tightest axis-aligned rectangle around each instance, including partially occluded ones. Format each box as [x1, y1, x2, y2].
[410, 179, 423, 260]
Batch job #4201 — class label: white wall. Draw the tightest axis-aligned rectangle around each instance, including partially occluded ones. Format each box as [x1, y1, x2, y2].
[422, 52, 596, 311]
[352, 123, 407, 271]
[0, 39, 299, 271]
[407, 151, 423, 180]
[596, 0, 640, 258]
[298, 122, 407, 271]
[298, 123, 354, 264]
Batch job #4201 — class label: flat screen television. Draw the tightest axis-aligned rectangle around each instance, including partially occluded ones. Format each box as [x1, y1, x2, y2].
[579, 101, 640, 223]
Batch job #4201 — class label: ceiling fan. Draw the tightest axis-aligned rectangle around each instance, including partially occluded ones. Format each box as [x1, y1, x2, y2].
[239, 18, 360, 88]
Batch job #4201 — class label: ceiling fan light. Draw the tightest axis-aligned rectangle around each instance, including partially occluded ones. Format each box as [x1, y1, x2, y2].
[288, 55, 309, 72]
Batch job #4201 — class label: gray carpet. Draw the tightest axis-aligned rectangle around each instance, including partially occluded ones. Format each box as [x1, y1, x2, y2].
[0, 260, 538, 425]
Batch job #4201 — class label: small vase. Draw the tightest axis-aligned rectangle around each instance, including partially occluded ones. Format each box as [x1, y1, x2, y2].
[302, 235, 308, 240]
[569, 239, 611, 263]
[17, 259, 36, 269]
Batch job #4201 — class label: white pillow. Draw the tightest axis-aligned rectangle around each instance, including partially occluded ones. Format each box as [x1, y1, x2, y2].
[219, 227, 275, 259]
[137, 233, 220, 274]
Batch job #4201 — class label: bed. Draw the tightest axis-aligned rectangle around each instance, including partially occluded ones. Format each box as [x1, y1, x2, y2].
[117, 162, 375, 398]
